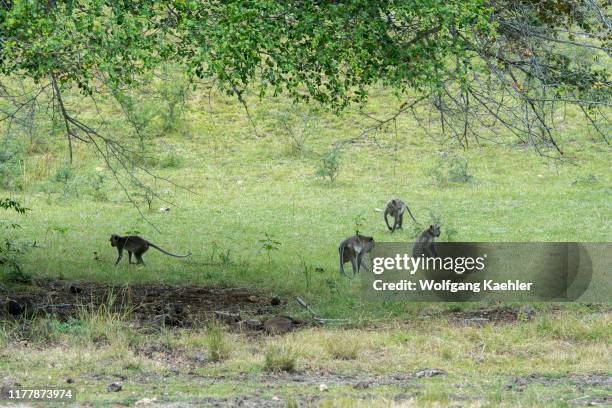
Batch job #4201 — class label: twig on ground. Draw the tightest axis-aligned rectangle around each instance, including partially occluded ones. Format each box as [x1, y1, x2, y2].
[296, 297, 349, 324]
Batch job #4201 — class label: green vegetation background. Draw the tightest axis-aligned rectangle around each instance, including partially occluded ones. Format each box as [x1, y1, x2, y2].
[1, 74, 610, 318]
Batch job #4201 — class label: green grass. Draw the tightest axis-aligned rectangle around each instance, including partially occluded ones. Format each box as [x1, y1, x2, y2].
[0, 85, 610, 406]
[2, 86, 610, 319]
[264, 341, 299, 372]
[0, 311, 608, 406]
[206, 320, 232, 362]
[323, 331, 361, 360]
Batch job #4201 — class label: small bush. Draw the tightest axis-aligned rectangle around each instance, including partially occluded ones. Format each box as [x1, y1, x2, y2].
[447, 156, 473, 183]
[536, 314, 609, 342]
[87, 172, 107, 201]
[158, 150, 183, 169]
[315, 147, 341, 182]
[442, 225, 458, 242]
[258, 232, 281, 264]
[298, 257, 313, 289]
[431, 155, 473, 186]
[135, 189, 156, 212]
[18, 301, 132, 346]
[48, 165, 89, 199]
[156, 64, 190, 134]
[324, 334, 360, 360]
[353, 211, 367, 235]
[274, 106, 320, 155]
[54, 165, 73, 183]
[206, 320, 231, 362]
[113, 63, 189, 143]
[112, 88, 158, 151]
[218, 249, 233, 266]
[0, 198, 31, 283]
[1, 255, 32, 283]
[0, 322, 17, 347]
[264, 342, 298, 372]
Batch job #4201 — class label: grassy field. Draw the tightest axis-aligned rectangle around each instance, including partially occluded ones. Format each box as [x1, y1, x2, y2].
[0, 85, 610, 406]
[0, 310, 610, 407]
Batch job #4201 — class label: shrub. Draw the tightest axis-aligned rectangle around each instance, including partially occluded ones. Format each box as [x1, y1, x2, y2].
[0, 198, 31, 283]
[353, 211, 367, 235]
[274, 106, 319, 154]
[572, 174, 598, 186]
[156, 64, 190, 134]
[24, 301, 131, 346]
[29, 317, 84, 343]
[158, 149, 183, 169]
[431, 155, 473, 186]
[54, 165, 73, 184]
[448, 156, 472, 183]
[258, 233, 281, 264]
[73, 293, 132, 346]
[87, 172, 108, 201]
[315, 147, 341, 182]
[112, 88, 158, 151]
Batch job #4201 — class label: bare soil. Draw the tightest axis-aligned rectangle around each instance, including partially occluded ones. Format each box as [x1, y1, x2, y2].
[0, 279, 559, 331]
[0, 279, 285, 328]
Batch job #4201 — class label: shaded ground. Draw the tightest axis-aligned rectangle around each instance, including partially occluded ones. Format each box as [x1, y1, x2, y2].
[0, 279, 284, 328]
[0, 279, 563, 331]
[0, 279, 546, 331]
[450, 307, 524, 323]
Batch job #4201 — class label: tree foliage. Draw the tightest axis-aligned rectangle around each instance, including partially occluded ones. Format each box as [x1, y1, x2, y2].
[0, 197, 28, 214]
[0, 197, 30, 283]
[0, 0, 609, 159]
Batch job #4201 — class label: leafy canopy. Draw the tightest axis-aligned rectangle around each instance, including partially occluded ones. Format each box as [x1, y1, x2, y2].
[1, 1, 492, 105]
[1, 0, 609, 150]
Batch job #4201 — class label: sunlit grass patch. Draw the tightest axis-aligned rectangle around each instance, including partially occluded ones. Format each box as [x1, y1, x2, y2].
[323, 331, 362, 360]
[264, 340, 299, 372]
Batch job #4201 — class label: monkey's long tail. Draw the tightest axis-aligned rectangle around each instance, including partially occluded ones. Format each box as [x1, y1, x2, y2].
[149, 243, 191, 258]
[406, 205, 419, 224]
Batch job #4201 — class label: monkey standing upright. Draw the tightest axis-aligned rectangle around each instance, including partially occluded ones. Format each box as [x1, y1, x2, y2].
[412, 224, 441, 258]
[384, 198, 418, 232]
[338, 235, 375, 276]
[110, 234, 191, 265]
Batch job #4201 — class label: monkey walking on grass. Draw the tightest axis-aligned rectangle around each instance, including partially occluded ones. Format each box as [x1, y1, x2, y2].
[110, 234, 191, 265]
[338, 235, 375, 277]
[383, 198, 418, 233]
